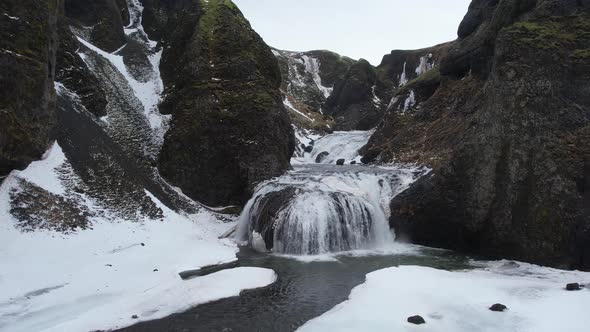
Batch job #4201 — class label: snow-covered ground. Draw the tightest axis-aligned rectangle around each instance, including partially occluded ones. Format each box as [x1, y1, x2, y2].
[299, 263, 590, 332]
[0, 145, 276, 332]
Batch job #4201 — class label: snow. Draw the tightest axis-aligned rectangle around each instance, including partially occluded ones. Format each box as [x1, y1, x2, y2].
[301, 55, 333, 98]
[399, 61, 408, 86]
[299, 265, 590, 332]
[7, 142, 67, 196]
[371, 85, 381, 105]
[3, 13, 19, 21]
[0, 145, 277, 332]
[415, 53, 433, 76]
[403, 90, 416, 112]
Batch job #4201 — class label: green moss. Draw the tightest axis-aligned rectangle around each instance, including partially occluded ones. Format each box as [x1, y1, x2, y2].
[571, 49, 590, 59]
[503, 15, 590, 50]
[406, 68, 440, 87]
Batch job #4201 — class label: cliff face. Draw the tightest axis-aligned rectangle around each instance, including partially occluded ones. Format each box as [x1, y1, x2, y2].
[154, 0, 294, 207]
[0, 0, 60, 179]
[363, 0, 590, 270]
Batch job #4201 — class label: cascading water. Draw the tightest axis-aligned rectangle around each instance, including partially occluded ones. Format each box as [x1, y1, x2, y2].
[236, 131, 423, 255]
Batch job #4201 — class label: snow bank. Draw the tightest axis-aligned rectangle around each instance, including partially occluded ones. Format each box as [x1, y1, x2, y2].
[299, 265, 590, 332]
[0, 146, 276, 332]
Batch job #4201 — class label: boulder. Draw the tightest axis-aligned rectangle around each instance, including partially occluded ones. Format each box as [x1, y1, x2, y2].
[407, 315, 426, 325]
[489, 303, 508, 312]
[336, 159, 345, 166]
[304, 145, 314, 153]
[566, 283, 581, 291]
[315, 151, 330, 163]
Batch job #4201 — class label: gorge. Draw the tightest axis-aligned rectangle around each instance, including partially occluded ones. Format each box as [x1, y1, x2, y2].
[0, 0, 589, 331]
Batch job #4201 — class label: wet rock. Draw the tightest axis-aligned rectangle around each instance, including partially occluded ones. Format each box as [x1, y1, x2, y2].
[566, 283, 581, 291]
[336, 159, 345, 166]
[407, 315, 426, 325]
[315, 151, 330, 163]
[490, 303, 508, 312]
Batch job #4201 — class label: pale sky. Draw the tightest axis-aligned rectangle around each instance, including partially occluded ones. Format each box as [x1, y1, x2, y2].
[233, 0, 472, 65]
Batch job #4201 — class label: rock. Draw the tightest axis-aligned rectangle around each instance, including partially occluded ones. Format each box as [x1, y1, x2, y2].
[153, 269, 159, 272]
[131, 315, 139, 319]
[369, 0, 590, 271]
[157, 0, 295, 207]
[350, 161, 357, 165]
[106, 264, 112, 267]
[324, 59, 387, 130]
[304, 145, 314, 153]
[0, 0, 59, 178]
[407, 315, 426, 325]
[566, 283, 581, 291]
[64, 0, 127, 52]
[489, 303, 508, 312]
[315, 151, 330, 163]
[336, 159, 345, 166]
[140, 243, 145, 246]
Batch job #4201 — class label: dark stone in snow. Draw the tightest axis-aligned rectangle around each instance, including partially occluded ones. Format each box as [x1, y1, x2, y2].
[336, 159, 345, 166]
[153, 269, 159, 272]
[106, 264, 113, 267]
[490, 303, 508, 312]
[304, 145, 313, 153]
[566, 283, 581, 291]
[131, 315, 139, 319]
[350, 161, 357, 165]
[140, 243, 145, 247]
[315, 151, 330, 163]
[407, 315, 426, 325]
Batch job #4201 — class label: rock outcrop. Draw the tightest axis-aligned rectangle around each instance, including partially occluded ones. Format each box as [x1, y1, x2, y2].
[0, 0, 60, 178]
[363, 0, 590, 270]
[155, 0, 294, 206]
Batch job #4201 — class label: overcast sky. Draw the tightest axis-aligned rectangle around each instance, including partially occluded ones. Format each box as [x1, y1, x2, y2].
[233, 0, 472, 65]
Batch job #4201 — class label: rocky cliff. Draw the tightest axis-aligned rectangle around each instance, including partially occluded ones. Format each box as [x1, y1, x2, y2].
[363, 0, 590, 270]
[1, 0, 296, 229]
[154, 0, 294, 207]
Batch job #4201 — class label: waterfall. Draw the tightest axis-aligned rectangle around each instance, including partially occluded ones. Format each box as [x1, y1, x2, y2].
[236, 164, 419, 255]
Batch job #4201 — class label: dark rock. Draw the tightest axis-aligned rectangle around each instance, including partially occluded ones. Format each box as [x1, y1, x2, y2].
[566, 283, 581, 291]
[324, 59, 387, 130]
[304, 145, 314, 153]
[336, 159, 345, 166]
[315, 151, 330, 163]
[350, 161, 357, 165]
[368, 0, 590, 271]
[64, 0, 127, 52]
[153, 269, 159, 272]
[489, 303, 508, 312]
[106, 264, 113, 267]
[140, 243, 145, 247]
[157, 0, 294, 207]
[0, 0, 59, 178]
[407, 315, 426, 325]
[131, 315, 139, 319]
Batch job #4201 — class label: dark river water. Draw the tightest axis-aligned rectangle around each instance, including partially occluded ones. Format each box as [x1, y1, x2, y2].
[117, 246, 472, 332]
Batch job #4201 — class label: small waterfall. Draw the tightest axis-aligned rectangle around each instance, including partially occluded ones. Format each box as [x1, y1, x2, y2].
[236, 164, 419, 255]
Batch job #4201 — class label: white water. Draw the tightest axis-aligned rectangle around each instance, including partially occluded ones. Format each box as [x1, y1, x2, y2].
[237, 131, 421, 255]
[292, 130, 374, 165]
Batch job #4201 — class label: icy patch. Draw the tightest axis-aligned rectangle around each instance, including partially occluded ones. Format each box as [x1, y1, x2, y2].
[415, 53, 433, 76]
[299, 265, 590, 332]
[3, 13, 19, 21]
[402, 90, 416, 113]
[302, 55, 333, 98]
[399, 61, 408, 87]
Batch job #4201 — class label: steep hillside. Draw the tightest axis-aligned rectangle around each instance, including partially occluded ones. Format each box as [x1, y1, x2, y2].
[362, 0, 590, 270]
